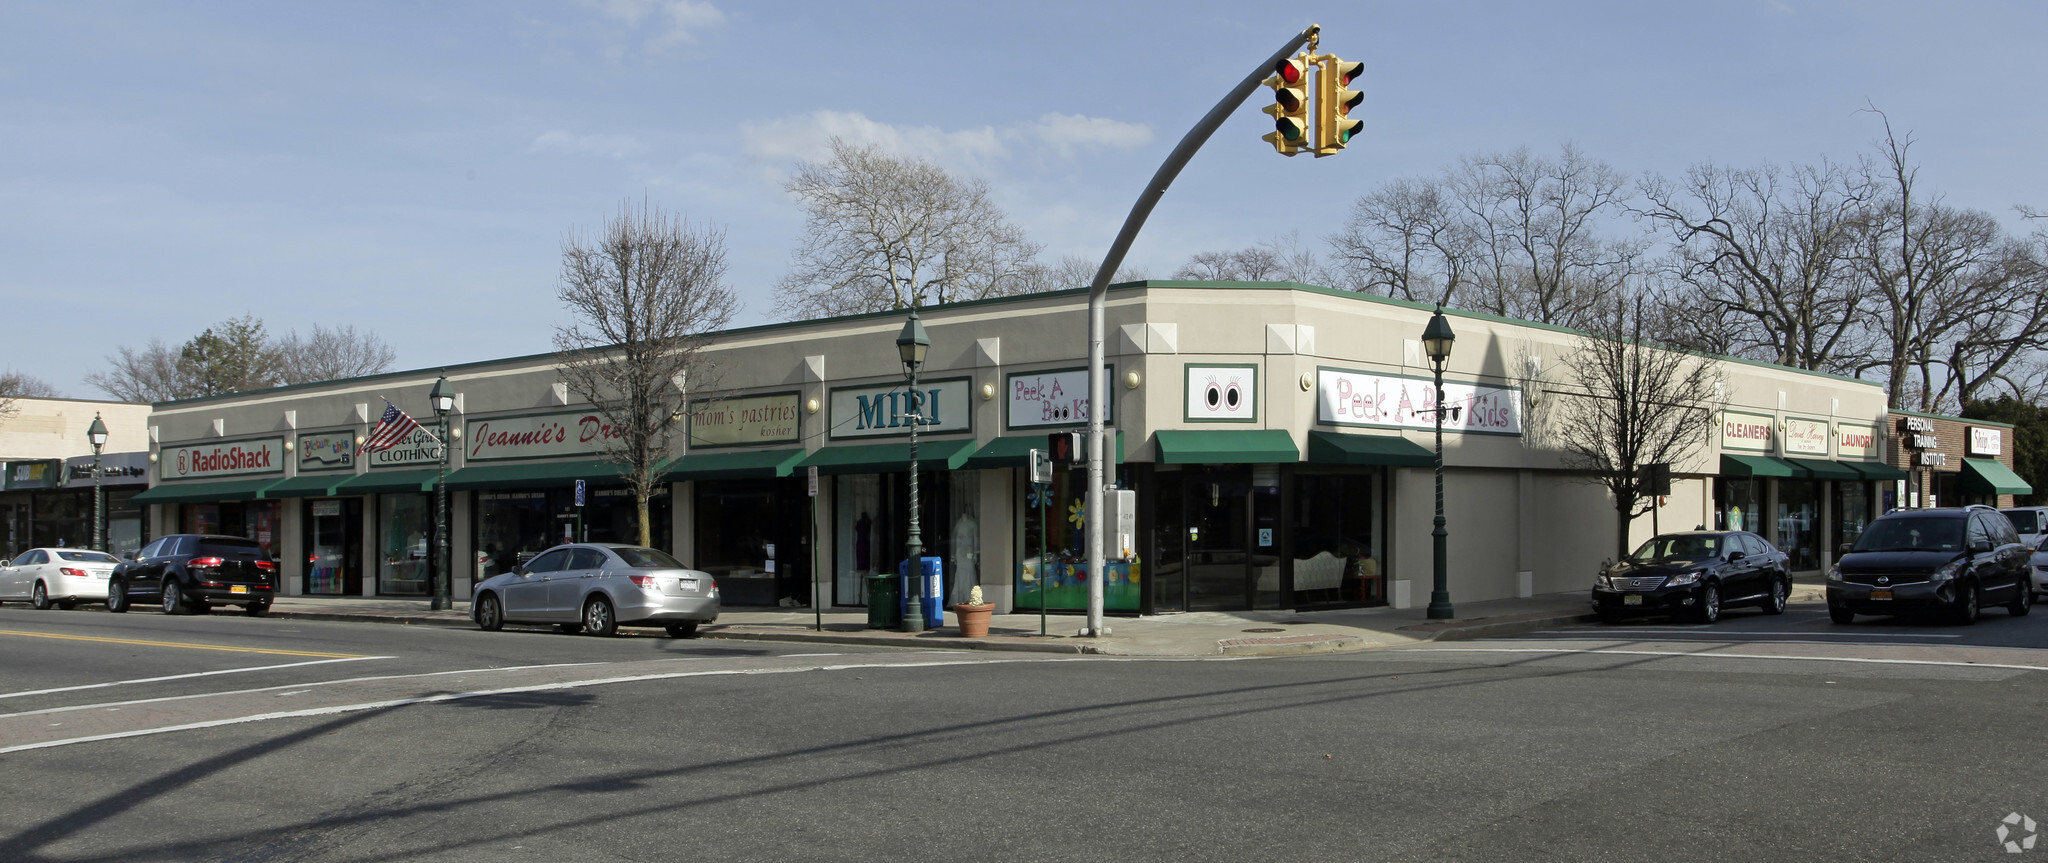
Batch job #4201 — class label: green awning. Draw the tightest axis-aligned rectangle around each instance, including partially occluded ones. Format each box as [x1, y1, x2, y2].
[445, 460, 625, 490]
[1962, 458, 2033, 496]
[798, 439, 978, 475]
[332, 469, 442, 495]
[958, 433, 1125, 470]
[1720, 454, 1797, 477]
[130, 477, 281, 504]
[1785, 457, 1862, 481]
[1153, 429, 1300, 465]
[1844, 461, 1909, 481]
[1305, 431, 1435, 467]
[666, 449, 806, 481]
[260, 474, 347, 498]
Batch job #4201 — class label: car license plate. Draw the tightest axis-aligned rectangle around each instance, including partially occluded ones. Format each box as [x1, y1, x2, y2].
[1623, 595, 1642, 606]
[1870, 589, 1891, 600]
[230, 585, 248, 594]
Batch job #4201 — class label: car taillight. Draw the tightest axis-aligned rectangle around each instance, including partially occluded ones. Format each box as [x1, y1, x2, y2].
[308, 554, 319, 564]
[189, 557, 223, 567]
[256, 560, 276, 571]
[629, 575, 657, 588]
[60, 567, 88, 577]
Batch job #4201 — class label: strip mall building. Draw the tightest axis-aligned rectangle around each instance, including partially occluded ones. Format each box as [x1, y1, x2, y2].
[133, 283, 2029, 613]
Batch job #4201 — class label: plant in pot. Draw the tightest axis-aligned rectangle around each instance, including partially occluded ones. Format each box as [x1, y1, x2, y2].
[953, 585, 993, 638]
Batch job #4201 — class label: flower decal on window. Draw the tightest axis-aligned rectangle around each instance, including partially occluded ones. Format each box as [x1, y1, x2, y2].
[1066, 499, 1086, 529]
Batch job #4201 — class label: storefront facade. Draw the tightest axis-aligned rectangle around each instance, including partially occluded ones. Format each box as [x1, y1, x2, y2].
[136, 283, 1900, 612]
[1886, 410, 2030, 510]
[0, 398, 154, 560]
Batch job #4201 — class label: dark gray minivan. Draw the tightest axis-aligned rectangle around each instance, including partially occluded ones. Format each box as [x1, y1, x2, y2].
[1826, 506, 2032, 624]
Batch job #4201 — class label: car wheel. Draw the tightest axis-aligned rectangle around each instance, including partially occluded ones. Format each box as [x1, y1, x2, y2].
[582, 596, 617, 637]
[243, 600, 270, 617]
[1828, 603, 1855, 624]
[162, 581, 186, 615]
[475, 594, 504, 632]
[2010, 580, 2033, 617]
[554, 622, 583, 635]
[106, 581, 129, 613]
[665, 622, 700, 639]
[1695, 581, 1722, 624]
[1951, 580, 1980, 626]
[30, 582, 50, 610]
[1761, 576, 1788, 615]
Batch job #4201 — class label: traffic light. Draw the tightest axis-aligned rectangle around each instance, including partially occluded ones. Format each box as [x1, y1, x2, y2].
[1261, 57, 1310, 156]
[1047, 431, 1083, 466]
[1315, 57, 1364, 156]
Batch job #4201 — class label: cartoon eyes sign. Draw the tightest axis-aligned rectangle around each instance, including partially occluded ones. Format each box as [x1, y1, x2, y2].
[1185, 365, 1256, 421]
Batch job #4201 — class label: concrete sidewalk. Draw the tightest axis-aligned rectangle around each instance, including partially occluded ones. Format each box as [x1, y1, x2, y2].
[262, 583, 1829, 658]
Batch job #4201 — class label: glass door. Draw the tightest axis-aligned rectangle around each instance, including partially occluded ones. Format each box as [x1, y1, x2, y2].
[304, 498, 363, 595]
[1149, 469, 1185, 612]
[1185, 465, 1251, 611]
[377, 493, 433, 596]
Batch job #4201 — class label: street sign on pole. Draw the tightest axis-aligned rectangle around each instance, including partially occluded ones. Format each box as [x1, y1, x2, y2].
[807, 465, 819, 497]
[1030, 448, 1052, 486]
[574, 479, 586, 507]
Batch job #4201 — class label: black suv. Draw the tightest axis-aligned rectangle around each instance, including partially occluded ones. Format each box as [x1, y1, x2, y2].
[1827, 506, 2033, 624]
[1592, 530, 1792, 624]
[107, 534, 277, 616]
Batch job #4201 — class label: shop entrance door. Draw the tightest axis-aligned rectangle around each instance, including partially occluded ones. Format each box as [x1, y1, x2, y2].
[304, 498, 363, 595]
[1185, 465, 1251, 611]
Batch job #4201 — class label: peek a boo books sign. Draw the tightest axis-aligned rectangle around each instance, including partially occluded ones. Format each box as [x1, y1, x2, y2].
[1314, 368, 1523, 435]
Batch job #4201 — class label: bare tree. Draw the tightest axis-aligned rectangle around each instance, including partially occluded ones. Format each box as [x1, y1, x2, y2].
[775, 138, 1043, 317]
[555, 200, 739, 547]
[1454, 145, 1642, 329]
[1550, 296, 1725, 560]
[1172, 232, 1323, 283]
[1023, 254, 1148, 291]
[0, 371, 61, 425]
[275, 324, 399, 384]
[1327, 175, 1475, 302]
[86, 340, 194, 402]
[1637, 159, 1871, 373]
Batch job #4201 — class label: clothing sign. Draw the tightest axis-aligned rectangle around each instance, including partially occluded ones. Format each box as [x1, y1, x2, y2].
[689, 393, 801, 447]
[1837, 424, 1879, 460]
[1968, 427, 2002, 457]
[827, 378, 971, 440]
[464, 411, 620, 461]
[1315, 368, 1523, 435]
[1006, 367, 1113, 428]
[1720, 411, 1775, 452]
[367, 426, 443, 467]
[1783, 417, 1829, 456]
[165, 438, 285, 479]
[297, 431, 355, 471]
[1185, 364, 1258, 422]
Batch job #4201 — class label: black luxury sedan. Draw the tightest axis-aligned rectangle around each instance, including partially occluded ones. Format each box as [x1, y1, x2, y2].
[1591, 530, 1791, 624]
[107, 534, 277, 616]
[1827, 506, 2032, 624]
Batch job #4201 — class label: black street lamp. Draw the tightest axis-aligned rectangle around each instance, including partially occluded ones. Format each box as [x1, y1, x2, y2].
[429, 376, 455, 612]
[1422, 307, 1457, 620]
[87, 413, 108, 552]
[895, 308, 930, 634]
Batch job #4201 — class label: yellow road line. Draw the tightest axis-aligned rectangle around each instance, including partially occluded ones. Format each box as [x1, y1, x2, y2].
[0, 629, 367, 658]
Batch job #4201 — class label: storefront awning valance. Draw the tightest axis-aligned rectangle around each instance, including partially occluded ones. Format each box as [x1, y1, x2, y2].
[958, 433, 1125, 470]
[1720, 454, 1797, 477]
[1845, 461, 1909, 481]
[332, 469, 442, 495]
[261, 474, 346, 498]
[798, 439, 978, 475]
[1785, 457, 1862, 481]
[665, 449, 806, 481]
[446, 460, 626, 491]
[1962, 458, 2033, 496]
[1154, 429, 1300, 465]
[1304, 431, 1435, 467]
[130, 477, 279, 504]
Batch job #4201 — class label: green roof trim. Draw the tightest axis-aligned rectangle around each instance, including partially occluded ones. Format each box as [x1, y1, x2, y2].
[1785, 457, 1862, 481]
[446, 460, 626, 491]
[1845, 461, 1909, 481]
[1720, 454, 1797, 478]
[332, 469, 442, 495]
[1154, 429, 1300, 465]
[260, 474, 345, 498]
[958, 433, 1124, 470]
[798, 439, 978, 475]
[1304, 431, 1435, 467]
[131, 477, 280, 504]
[666, 449, 806, 481]
[1961, 458, 2033, 496]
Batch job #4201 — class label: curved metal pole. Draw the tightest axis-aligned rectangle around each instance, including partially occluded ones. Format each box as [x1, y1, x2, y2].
[1083, 25, 1320, 636]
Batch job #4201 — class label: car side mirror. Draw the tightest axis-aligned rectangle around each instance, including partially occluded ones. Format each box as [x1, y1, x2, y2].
[1838, 543, 1853, 554]
[1727, 550, 1746, 562]
[1969, 539, 1993, 554]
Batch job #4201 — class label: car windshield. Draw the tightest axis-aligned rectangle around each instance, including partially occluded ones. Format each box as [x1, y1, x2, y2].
[613, 547, 685, 569]
[55, 551, 118, 563]
[1853, 517, 1964, 552]
[1629, 535, 1719, 562]
[2004, 510, 2040, 534]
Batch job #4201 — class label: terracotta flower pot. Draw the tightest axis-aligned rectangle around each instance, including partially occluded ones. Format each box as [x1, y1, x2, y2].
[953, 603, 992, 638]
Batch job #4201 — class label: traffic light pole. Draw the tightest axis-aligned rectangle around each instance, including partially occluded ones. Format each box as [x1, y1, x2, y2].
[1081, 24, 1322, 637]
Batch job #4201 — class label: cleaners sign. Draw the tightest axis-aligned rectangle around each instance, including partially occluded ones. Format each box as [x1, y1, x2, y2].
[1721, 410, 1776, 453]
[1315, 367, 1522, 435]
[166, 438, 284, 479]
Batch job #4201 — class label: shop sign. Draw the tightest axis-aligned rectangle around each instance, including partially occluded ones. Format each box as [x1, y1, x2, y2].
[1919, 451, 1948, 467]
[1899, 415, 1940, 449]
[297, 431, 356, 471]
[689, 393, 801, 447]
[165, 438, 284, 479]
[1721, 411, 1775, 452]
[1836, 424, 1879, 460]
[827, 378, 971, 440]
[5, 460, 62, 490]
[63, 452, 149, 487]
[1315, 367, 1523, 435]
[367, 426, 444, 467]
[1186, 364, 1258, 422]
[1007, 367, 1113, 429]
[1967, 427, 2002, 457]
[464, 411, 620, 461]
[1783, 417, 1829, 456]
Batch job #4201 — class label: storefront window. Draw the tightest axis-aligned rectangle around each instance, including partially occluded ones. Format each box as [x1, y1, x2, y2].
[474, 488, 669, 586]
[1716, 478, 1761, 533]
[946, 472, 981, 606]
[695, 479, 803, 607]
[1831, 482, 1871, 558]
[180, 501, 280, 565]
[834, 474, 884, 605]
[377, 493, 433, 596]
[1290, 472, 1384, 606]
[105, 488, 145, 560]
[1777, 480, 1820, 571]
[304, 498, 363, 595]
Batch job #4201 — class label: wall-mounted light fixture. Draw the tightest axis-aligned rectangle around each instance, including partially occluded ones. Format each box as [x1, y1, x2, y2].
[980, 382, 995, 401]
[1298, 372, 1313, 392]
[1128, 370, 1144, 390]
[806, 397, 821, 415]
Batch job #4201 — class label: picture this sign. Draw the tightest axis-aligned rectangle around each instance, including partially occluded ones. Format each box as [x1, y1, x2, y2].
[1007, 367, 1113, 429]
[1783, 417, 1830, 456]
[367, 426, 444, 467]
[1968, 427, 2002, 457]
[297, 431, 355, 471]
[464, 411, 622, 461]
[1721, 411, 1775, 452]
[1315, 368, 1523, 435]
[827, 378, 971, 440]
[689, 393, 801, 448]
[166, 438, 284, 479]
[1185, 364, 1257, 422]
[1836, 423, 1879, 460]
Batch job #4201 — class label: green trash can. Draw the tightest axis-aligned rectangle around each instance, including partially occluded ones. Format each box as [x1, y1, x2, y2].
[866, 573, 901, 629]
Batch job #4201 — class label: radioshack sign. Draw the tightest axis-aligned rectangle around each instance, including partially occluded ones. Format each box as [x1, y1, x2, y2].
[165, 438, 284, 479]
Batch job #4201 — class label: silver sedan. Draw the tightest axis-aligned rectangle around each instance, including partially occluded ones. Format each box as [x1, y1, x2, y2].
[471, 543, 719, 638]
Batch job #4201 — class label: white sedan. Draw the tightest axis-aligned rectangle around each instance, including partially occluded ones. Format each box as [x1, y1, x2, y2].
[0, 548, 121, 609]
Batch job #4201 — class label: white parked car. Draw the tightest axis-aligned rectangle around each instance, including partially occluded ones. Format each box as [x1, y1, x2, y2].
[0, 548, 121, 609]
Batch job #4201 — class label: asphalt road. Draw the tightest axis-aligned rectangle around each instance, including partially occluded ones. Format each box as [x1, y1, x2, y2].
[1, 603, 2045, 862]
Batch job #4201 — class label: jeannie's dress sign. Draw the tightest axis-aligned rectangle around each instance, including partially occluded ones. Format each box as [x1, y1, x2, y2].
[463, 412, 623, 460]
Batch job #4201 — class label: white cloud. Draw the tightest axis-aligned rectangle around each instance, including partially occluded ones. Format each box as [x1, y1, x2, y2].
[740, 110, 1007, 170]
[528, 130, 647, 160]
[1032, 113, 1153, 155]
[581, 0, 726, 47]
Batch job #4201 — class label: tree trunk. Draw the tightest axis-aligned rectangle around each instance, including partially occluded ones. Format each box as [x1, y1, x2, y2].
[1615, 503, 1632, 562]
[637, 494, 652, 548]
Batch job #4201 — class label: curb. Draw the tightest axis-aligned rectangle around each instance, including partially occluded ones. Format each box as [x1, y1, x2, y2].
[266, 610, 477, 629]
[702, 628, 1099, 655]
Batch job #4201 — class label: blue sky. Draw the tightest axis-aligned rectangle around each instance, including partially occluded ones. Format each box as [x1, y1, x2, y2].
[5, 1, 2045, 399]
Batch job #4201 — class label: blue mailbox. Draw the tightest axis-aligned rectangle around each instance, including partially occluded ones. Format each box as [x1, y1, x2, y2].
[897, 555, 943, 630]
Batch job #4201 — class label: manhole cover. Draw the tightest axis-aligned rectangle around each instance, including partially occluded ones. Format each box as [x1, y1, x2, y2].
[1241, 627, 1286, 633]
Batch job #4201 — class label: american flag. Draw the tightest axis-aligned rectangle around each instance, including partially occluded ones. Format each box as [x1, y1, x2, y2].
[359, 401, 436, 455]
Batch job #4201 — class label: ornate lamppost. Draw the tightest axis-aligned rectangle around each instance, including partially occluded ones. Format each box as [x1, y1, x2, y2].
[87, 413, 108, 551]
[1422, 307, 1457, 620]
[429, 376, 454, 611]
[896, 308, 930, 634]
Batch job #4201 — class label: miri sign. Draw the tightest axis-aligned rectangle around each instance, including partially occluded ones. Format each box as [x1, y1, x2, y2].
[689, 393, 801, 448]
[828, 378, 971, 440]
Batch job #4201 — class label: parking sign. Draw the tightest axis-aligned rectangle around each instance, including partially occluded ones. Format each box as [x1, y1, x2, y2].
[574, 479, 585, 506]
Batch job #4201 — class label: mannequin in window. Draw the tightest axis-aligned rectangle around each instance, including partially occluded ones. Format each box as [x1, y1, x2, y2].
[951, 505, 978, 604]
